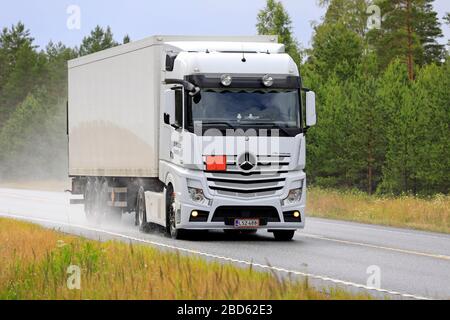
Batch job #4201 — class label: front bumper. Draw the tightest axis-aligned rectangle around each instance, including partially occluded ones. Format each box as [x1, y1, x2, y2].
[163, 165, 306, 230]
[171, 169, 306, 230]
[178, 197, 305, 230]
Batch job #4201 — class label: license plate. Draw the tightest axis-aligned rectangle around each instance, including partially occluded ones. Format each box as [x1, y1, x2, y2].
[234, 219, 260, 228]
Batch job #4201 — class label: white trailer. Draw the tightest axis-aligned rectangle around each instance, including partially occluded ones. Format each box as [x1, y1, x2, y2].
[68, 35, 316, 240]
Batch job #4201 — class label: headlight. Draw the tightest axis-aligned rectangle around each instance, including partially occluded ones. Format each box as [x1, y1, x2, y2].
[282, 187, 303, 206]
[188, 187, 212, 206]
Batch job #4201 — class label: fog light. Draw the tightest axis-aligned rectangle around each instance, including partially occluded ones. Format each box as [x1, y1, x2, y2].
[191, 211, 199, 218]
[293, 211, 300, 218]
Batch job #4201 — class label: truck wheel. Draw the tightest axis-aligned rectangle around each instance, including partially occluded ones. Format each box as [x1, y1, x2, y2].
[136, 187, 150, 232]
[166, 185, 187, 240]
[84, 180, 95, 222]
[273, 230, 296, 241]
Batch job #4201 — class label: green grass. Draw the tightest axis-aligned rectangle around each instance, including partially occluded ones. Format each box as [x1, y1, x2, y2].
[308, 187, 450, 234]
[0, 218, 370, 300]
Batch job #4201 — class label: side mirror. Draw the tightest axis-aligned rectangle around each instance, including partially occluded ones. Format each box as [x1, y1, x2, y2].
[163, 113, 170, 125]
[163, 90, 175, 126]
[165, 52, 178, 72]
[306, 91, 317, 127]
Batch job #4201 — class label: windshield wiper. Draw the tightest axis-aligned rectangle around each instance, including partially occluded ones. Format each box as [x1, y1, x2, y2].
[240, 123, 292, 136]
[201, 122, 236, 129]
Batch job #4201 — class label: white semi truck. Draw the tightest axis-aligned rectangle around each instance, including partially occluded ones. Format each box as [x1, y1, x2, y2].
[68, 35, 316, 241]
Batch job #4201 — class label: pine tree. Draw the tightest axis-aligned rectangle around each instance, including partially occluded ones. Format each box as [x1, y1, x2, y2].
[368, 0, 444, 79]
[0, 40, 75, 180]
[308, 22, 364, 82]
[348, 54, 385, 193]
[412, 62, 450, 194]
[317, 0, 371, 36]
[123, 34, 131, 44]
[306, 74, 359, 188]
[414, 0, 445, 64]
[0, 45, 46, 125]
[0, 22, 36, 99]
[45, 41, 77, 98]
[0, 22, 35, 66]
[444, 12, 450, 48]
[256, 0, 302, 65]
[79, 26, 119, 56]
[0, 49, 7, 92]
[377, 60, 417, 194]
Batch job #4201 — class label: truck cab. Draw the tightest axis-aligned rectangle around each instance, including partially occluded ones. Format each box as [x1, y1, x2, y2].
[153, 40, 316, 240]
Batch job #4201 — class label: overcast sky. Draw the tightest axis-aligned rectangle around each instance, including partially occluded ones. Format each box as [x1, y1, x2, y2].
[1, 0, 449, 50]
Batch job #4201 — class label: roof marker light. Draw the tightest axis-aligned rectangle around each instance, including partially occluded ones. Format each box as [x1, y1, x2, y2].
[220, 74, 232, 87]
[262, 74, 274, 87]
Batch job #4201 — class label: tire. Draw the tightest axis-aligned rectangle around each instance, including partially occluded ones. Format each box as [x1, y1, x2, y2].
[273, 230, 296, 241]
[166, 185, 187, 240]
[136, 187, 150, 232]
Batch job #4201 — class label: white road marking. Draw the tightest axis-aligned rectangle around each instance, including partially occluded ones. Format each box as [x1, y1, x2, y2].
[300, 233, 450, 261]
[309, 218, 450, 240]
[0, 212, 433, 300]
[0, 190, 65, 204]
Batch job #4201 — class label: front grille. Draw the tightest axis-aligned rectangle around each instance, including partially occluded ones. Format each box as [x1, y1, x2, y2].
[212, 206, 280, 222]
[204, 154, 290, 198]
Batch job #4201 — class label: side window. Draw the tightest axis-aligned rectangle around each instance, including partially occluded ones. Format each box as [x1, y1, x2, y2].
[174, 89, 183, 127]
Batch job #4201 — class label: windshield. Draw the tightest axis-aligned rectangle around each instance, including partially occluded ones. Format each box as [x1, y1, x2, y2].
[188, 89, 301, 130]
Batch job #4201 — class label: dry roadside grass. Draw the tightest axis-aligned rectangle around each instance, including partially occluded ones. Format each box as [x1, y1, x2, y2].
[308, 187, 450, 234]
[0, 218, 370, 300]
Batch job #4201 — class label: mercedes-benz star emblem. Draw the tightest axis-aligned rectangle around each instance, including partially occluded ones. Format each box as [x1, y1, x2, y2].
[238, 152, 257, 171]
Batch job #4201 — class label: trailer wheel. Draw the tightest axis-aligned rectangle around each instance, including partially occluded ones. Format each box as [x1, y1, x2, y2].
[136, 187, 150, 232]
[84, 180, 95, 222]
[166, 185, 187, 240]
[273, 230, 296, 241]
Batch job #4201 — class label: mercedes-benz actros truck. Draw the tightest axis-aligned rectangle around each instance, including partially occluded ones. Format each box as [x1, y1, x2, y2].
[68, 35, 316, 241]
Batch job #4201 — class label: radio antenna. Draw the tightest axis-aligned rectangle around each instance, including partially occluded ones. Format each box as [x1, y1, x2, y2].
[241, 45, 247, 63]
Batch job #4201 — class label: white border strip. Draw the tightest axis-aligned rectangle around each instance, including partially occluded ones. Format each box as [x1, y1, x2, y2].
[0, 212, 433, 300]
